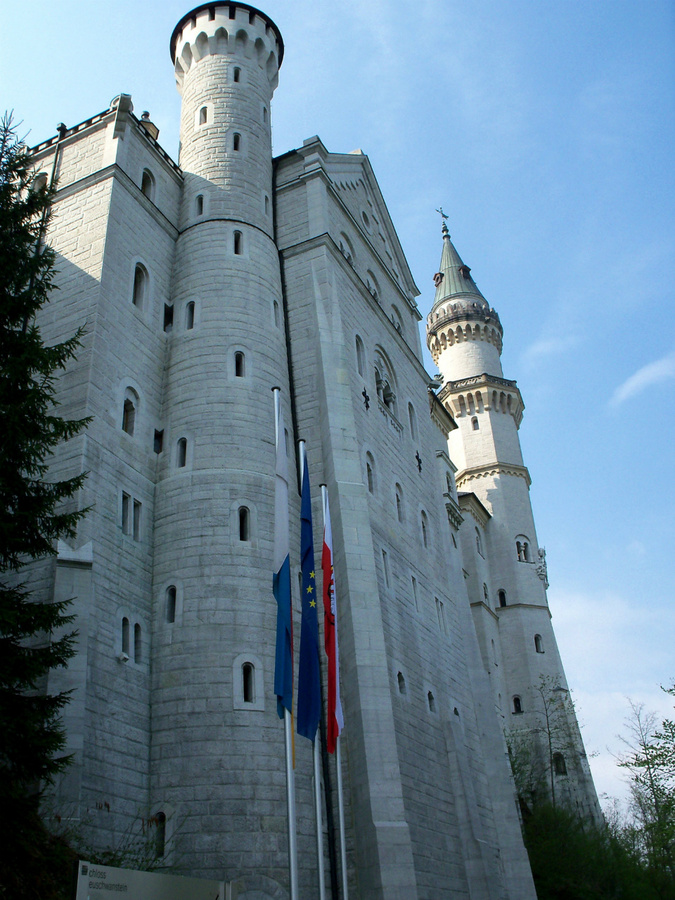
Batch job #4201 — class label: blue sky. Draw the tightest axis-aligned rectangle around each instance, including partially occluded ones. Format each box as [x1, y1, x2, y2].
[2, 0, 674, 806]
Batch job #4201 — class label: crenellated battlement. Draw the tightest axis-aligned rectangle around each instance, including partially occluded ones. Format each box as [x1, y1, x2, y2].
[171, 3, 283, 92]
[427, 314, 503, 365]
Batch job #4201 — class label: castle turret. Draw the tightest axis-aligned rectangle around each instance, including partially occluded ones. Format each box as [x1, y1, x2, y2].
[150, 5, 297, 882]
[427, 224, 600, 820]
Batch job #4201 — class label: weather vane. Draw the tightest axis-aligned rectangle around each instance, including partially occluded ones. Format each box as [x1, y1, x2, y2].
[435, 207, 449, 222]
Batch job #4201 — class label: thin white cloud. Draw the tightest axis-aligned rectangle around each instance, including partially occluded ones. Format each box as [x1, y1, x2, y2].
[609, 351, 675, 408]
[522, 334, 580, 365]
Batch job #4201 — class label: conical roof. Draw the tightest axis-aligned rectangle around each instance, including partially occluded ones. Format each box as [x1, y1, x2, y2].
[428, 223, 501, 332]
[433, 222, 487, 306]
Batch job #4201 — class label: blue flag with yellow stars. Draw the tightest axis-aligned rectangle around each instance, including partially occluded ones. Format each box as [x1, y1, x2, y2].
[297, 452, 321, 740]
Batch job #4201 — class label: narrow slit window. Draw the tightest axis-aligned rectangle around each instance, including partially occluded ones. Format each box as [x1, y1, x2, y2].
[382, 549, 390, 588]
[243, 662, 255, 702]
[134, 623, 142, 662]
[264, 194, 269, 215]
[132, 264, 147, 307]
[141, 169, 154, 200]
[233, 230, 243, 255]
[421, 512, 429, 548]
[513, 696, 523, 714]
[195, 194, 204, 216]
[397, 672, 406, 695]
[177, 438, 187, 468]
[163, 303, 174, 332]
[122, 617, 130, 655]
[239, 506, 250, 541]
[235, 351, 245, 377]
[233, 132, 241, 151]
[166, 586, 176, 624]
[155, 812, 166, 858]
[199, 106, 207, 125]
[534, 633, 544, 653]
[186, 301, 195, 330]
[133, 500, 142, 541]
[355, 335, 365, 377]
[122, 493, 131, 534]
[498, 589, 507, 607]
[428, 691, 436, 712]
[233, 66, 241, 82]
[122, 395, 136, 435]
[154, 429, 164, 454]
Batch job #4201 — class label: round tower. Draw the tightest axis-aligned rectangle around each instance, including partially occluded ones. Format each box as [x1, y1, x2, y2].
[427, 224, 600, 821]
[149, 5, 302, 888]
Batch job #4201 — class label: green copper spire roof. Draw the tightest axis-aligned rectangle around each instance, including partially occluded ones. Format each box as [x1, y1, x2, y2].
[432, 222, 488, 308]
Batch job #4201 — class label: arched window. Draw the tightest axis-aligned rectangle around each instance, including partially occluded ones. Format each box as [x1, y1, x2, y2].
[141, 169, 155, 200]
[498, 589, 507, 608]
[374, 348, 397, 414]
[195, 194, 204, 215]
[366, 452, 375, 493]
[427, 691, 436, 712]
[355, 335, 365, 377]
[408, 403, 417, 441]
[32, 172, 48, 193]
[264, 194, 269, 215]
[166, 586, 176, 624]
[134, 623, 142, 663]
[421, 511, 429, 548]
[516, 536, 531, 562]
[339, 233, 354, 264]
[155, 812, 166, 858]
[395, 484, 403, 522]
[185, 301, 195, 330]
[553, 752, 567, 776]
[176, 438, 187, 468]
[235, 351, 245, 377]
[239, 506, 250, 541]
[534, 633, 544, 653]
[233, 230, 243, 255]
[122, 617, 130, 655]
[397, 672, 407, 695]
[122, 388, 138, 435]
[233, 66, 241, 82]
[263, 106, 268, 123]
[273, 299, 280, 328]
[233, 132, 241, 151]
[513, 696, 523, 714]
[471, 416, 479, 431]
[199, 105, 207, 125]
[242, 662, 255, 703]
[132, 264, 147, 308]
[475, 527, 483, 557]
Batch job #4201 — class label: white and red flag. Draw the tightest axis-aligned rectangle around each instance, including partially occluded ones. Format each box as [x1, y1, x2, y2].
[321, 490, 344, 753]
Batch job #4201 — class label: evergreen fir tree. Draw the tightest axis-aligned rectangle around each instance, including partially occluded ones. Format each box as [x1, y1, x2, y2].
[0, 112, 89, 815]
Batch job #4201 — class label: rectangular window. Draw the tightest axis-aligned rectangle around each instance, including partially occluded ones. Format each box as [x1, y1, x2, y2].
[154, 429, 164, 454]
[133, 500, 142, 541]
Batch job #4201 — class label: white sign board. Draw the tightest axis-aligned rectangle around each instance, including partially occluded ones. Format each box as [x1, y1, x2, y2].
[75, 860, 230, 900]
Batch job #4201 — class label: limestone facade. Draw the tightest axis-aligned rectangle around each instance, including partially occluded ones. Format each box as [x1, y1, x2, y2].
[26, 3, 597, 897]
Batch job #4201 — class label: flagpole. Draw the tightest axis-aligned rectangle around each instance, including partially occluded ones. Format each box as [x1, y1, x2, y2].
[299, 441, 326, 900]
[320, 484, 348, 900]
[335, 736, 348, 900]
[273, 387, 299, 900]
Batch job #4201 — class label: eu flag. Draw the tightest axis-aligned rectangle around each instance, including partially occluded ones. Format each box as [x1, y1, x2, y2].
[297, 452, 321, 740]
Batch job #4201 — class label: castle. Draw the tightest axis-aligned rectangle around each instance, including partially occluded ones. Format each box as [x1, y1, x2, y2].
[28, 3, 599, 897]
